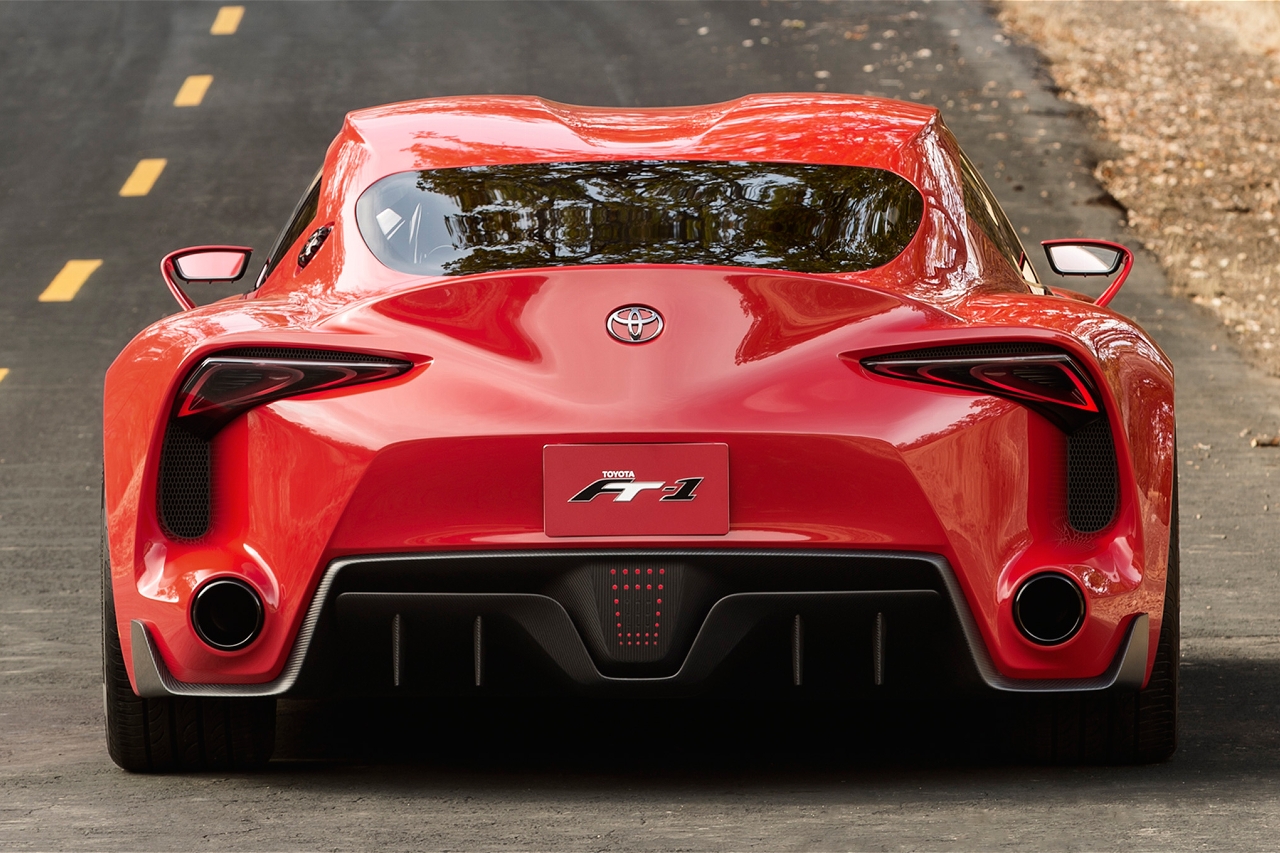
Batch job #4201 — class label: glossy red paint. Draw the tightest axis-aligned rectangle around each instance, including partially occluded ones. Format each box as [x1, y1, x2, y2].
[104, 94, 1175, 693]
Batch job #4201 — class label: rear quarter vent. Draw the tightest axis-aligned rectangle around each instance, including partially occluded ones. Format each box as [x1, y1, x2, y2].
[1066, 417, 1119, 533]
[157, 424, 212, 541]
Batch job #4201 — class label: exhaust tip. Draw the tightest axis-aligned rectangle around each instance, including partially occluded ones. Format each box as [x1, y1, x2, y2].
[1014, 573, 1085, 645]
[192, 579, 264, 651]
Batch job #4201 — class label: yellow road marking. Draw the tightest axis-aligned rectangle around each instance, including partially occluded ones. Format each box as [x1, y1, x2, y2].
[40, 260, 102, 302]
[119, 158, 166, 197]
[0, 368, 9, 386]
[210, 6, 244, 35]
[173, 75, 213, 107]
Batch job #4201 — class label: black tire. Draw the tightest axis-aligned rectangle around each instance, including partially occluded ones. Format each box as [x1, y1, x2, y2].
[102, 503, 276, 772]
[1014, 475, 1179, 764]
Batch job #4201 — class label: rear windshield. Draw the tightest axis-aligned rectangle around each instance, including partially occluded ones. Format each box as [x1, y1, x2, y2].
[355, 160, 923, 277]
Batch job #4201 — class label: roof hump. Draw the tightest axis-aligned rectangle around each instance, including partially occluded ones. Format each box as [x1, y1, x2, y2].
[341, 93, 939, 173]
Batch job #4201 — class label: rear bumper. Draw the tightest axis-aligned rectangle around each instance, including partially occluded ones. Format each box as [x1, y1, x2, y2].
[130, 549, 1148, 699]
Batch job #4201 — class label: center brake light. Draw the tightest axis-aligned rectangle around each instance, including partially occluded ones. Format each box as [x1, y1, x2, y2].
[860, 348, 1102, 431]
[174, 353, 413, 437]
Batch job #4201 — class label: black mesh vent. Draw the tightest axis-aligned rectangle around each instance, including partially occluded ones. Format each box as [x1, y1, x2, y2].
[216, 347, 396, 363]
[1067, 417, 1119, 533]
[157, 425, 211, 540]
[868, 342, 1059, 361]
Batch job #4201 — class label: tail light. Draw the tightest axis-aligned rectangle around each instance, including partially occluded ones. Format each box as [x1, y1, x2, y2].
[174, 352, 413, 437]
[860, 347, 1102, 431]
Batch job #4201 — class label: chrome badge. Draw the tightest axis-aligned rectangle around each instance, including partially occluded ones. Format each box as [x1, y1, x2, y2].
[607, 305, 664, 344]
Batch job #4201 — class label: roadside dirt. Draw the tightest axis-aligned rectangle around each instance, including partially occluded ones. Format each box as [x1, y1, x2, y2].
[998, 0, 1280, 377]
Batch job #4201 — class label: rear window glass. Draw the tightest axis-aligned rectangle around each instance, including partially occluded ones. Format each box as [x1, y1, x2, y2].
[355, 160, 923, 277]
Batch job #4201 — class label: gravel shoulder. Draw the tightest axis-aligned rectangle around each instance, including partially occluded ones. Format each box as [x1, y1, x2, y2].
[999, 0, 1280, 387]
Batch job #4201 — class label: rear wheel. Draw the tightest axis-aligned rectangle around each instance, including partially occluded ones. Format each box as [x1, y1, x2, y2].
[1014, 477, 1178, 764]
[102, 510, 275, 772]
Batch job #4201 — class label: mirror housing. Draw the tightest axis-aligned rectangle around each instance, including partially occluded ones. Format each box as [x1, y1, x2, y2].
[160, 246, 253, 310]
[1041, 239, 1133, 308]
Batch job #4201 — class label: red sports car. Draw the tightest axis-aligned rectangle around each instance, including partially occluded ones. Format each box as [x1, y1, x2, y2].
[102, 94, 1177, 771]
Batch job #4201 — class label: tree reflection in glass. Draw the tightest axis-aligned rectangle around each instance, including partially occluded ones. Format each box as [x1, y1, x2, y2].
[356, 161, 923, 277]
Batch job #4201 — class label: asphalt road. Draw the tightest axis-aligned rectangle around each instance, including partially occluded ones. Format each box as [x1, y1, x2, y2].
[2, 2, 1279, 850]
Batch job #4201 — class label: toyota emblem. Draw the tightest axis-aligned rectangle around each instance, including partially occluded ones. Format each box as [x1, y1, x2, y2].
[607, 305, 664, 344]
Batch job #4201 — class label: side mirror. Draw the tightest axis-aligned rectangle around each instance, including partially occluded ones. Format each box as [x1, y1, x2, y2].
[1041, 240, 1133, 308]
[160, 246, 253, 310]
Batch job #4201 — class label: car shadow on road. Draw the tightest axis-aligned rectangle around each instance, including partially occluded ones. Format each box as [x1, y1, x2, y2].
[266, 654, 1277, 782]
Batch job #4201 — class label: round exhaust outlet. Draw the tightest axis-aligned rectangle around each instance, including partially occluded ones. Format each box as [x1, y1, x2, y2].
[191, 579, 264, 651]
[1013, 573, 1085, 645]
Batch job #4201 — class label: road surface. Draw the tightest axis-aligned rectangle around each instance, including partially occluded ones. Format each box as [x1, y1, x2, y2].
[1, 2, 1278, 849]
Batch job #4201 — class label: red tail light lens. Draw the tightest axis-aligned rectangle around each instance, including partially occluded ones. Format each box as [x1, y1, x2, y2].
[861, 350, 1101, 431]
[175, 354, 412, 437]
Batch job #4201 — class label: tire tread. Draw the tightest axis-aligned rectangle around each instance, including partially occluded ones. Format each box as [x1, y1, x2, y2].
[1012, 472, 1178, 765]
[102, 495, 276, 773]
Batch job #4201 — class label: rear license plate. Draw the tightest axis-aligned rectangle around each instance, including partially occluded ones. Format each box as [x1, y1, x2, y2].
[544, 443, 729, 537]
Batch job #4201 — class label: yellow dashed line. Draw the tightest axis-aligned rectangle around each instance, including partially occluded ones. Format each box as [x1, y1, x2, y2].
[210, 6, 244, 35]
[39, 260, 102, 302]
[119, 158, 167, 197]
[0, 368, 9, 386]
[173, 74, 213, 107]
